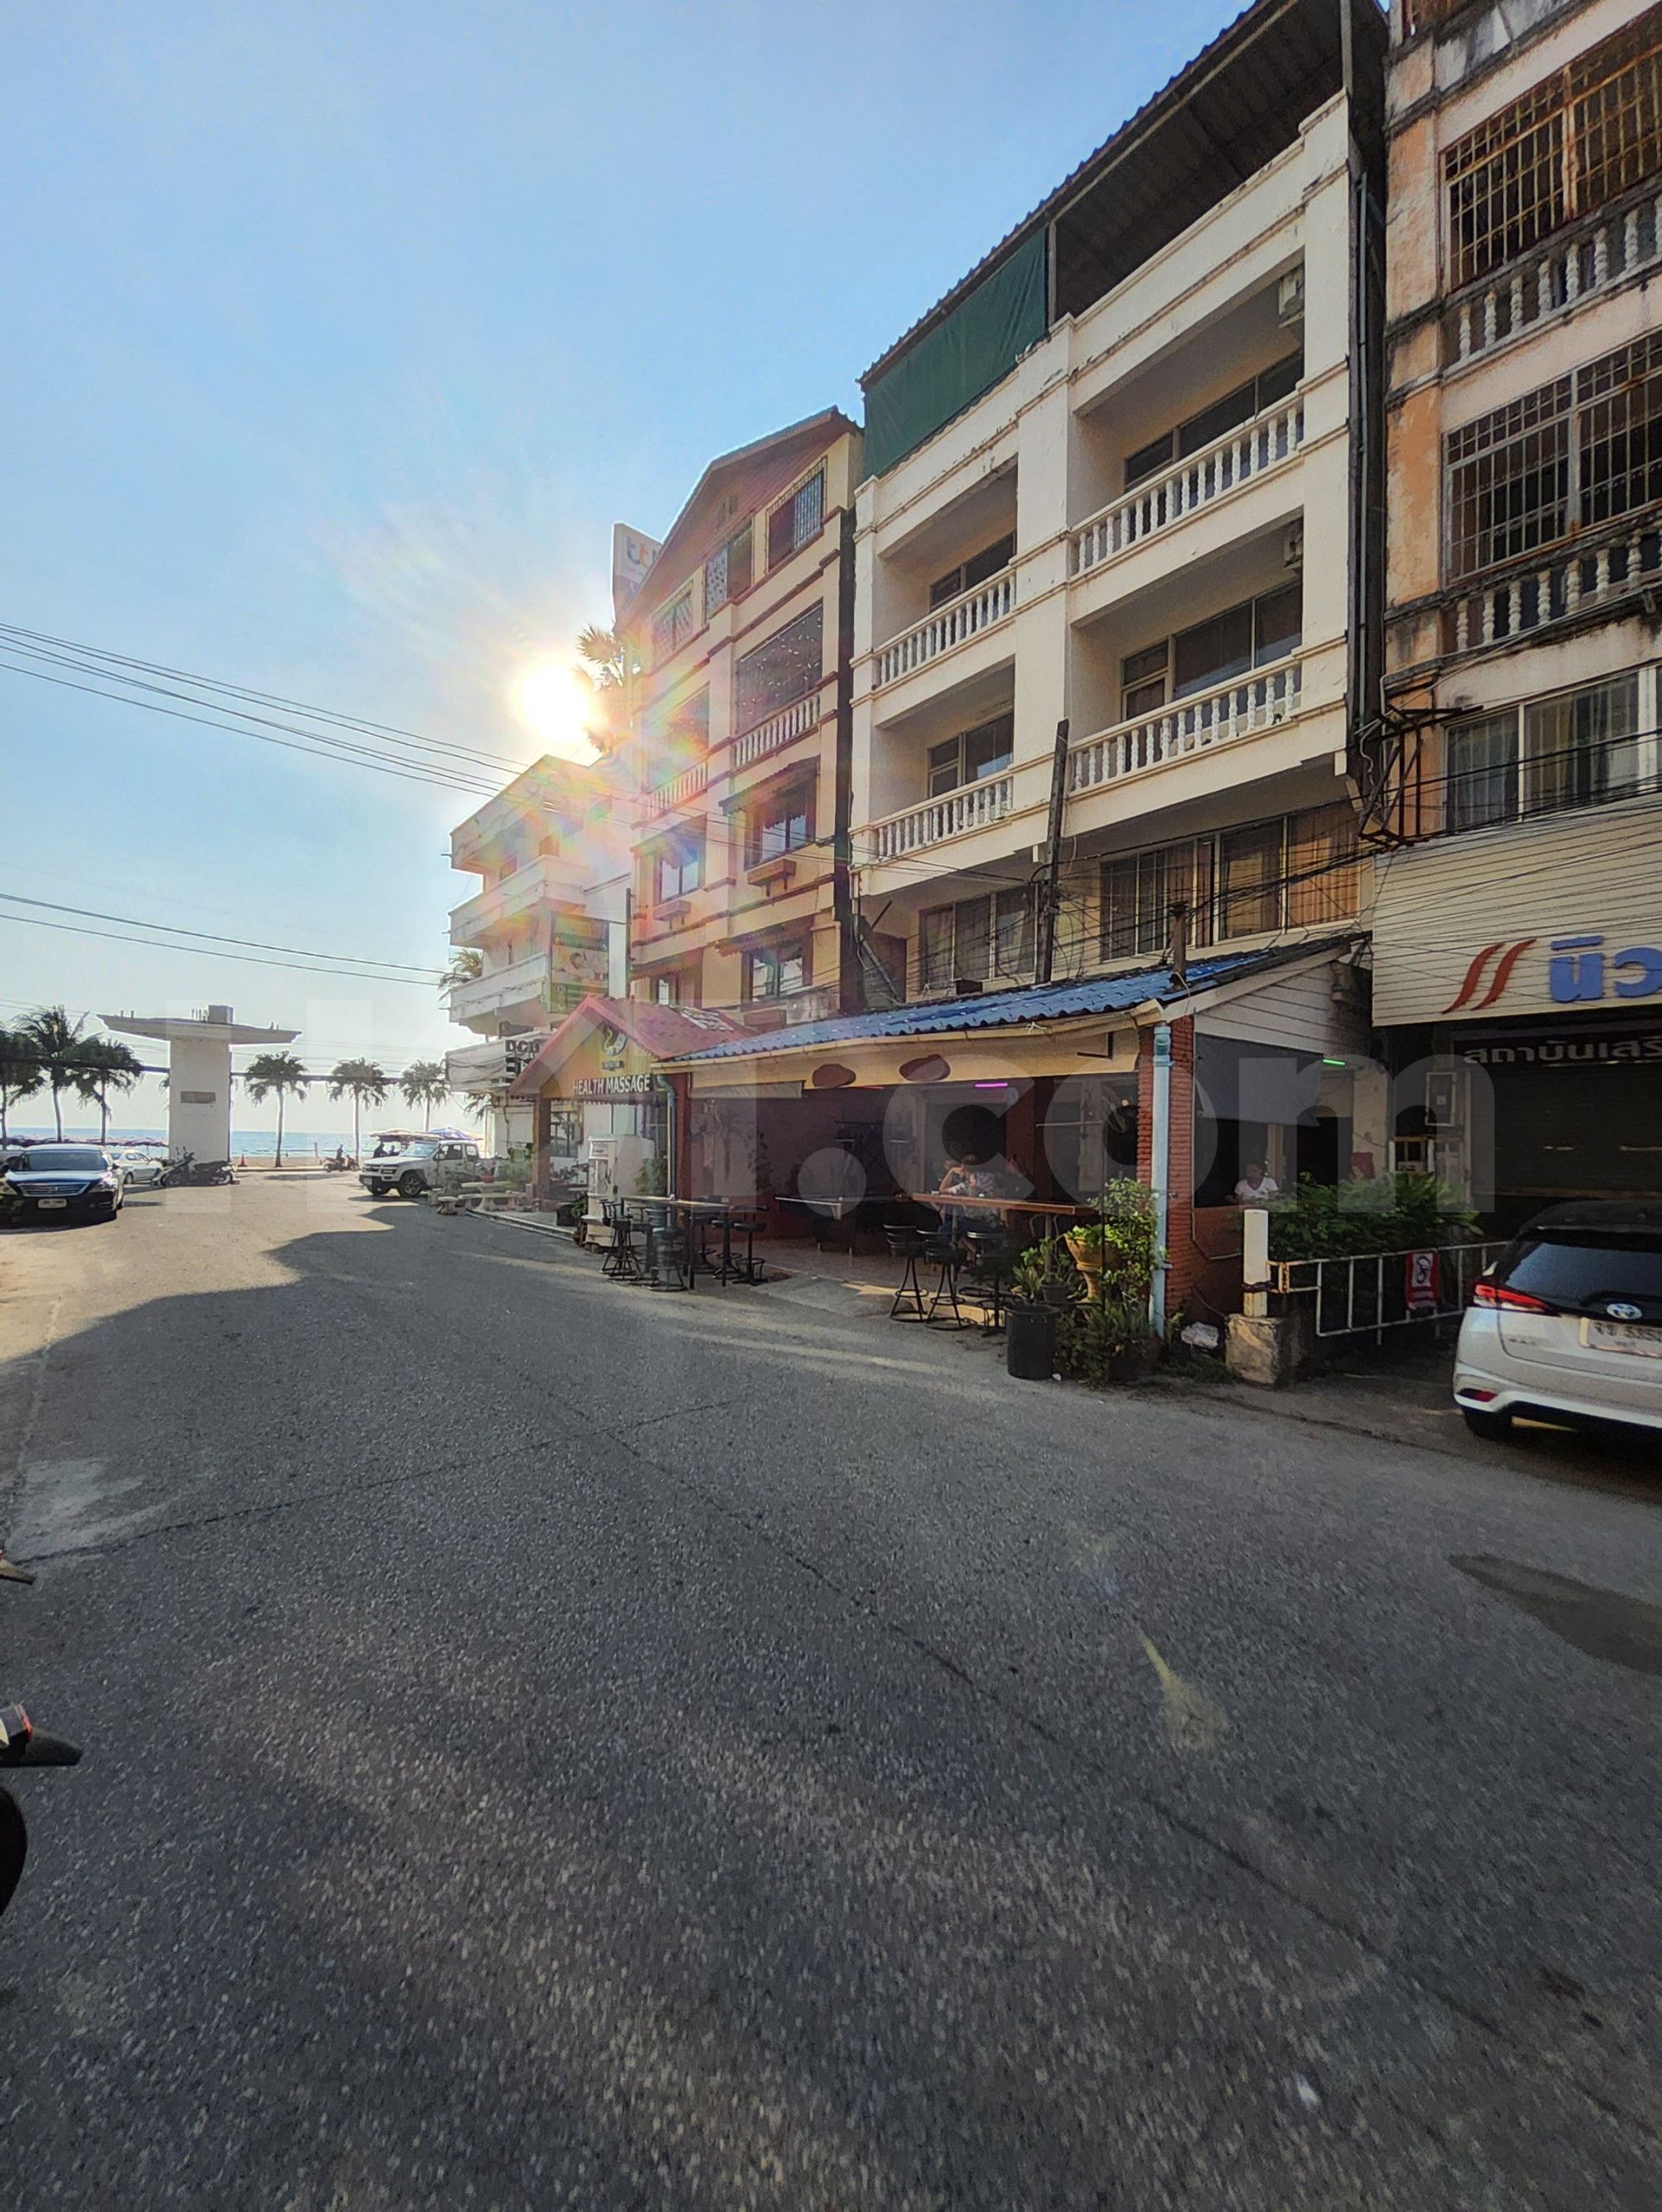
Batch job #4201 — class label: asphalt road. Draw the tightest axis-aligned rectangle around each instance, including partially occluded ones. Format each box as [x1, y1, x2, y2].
[1, 1178, 1659, 2210]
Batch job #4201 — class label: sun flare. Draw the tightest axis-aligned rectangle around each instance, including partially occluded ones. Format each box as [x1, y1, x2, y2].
[513, 659, 602, 764]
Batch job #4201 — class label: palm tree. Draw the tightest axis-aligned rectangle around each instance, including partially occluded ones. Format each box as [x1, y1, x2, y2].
[327, 1058, 389, 1165]
[71, 1039, 145, 1143]
[16, 1007, 92, 1139]
[243, 1051, 309, 1167]
[398, 1059, 451, 1129]
[0, 1026, 44, 1143]
[440, 949, 483, 999]
[576, 625, 632, 690]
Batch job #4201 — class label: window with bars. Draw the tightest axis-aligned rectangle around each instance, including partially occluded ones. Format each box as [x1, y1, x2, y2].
[704, 522, 754, 616]
[1098, 804, 1359, 959]
[1444, 673, 1648, 830]
[767, 468, 825, 569]
[747, 785, 814, 868]
[918, 887, 1034, 991]
[1444, 15, 1662, 289]
[735, 607, 822, 734]
[1446, 331, 1662, 578]
[651, 586, 695, 664]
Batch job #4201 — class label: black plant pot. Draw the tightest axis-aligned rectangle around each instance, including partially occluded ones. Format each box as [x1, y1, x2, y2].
[1006, 1301, 1059, 1380]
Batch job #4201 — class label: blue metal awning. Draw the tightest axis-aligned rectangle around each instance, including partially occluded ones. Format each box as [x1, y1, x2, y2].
[669, 942, 1346, 1064]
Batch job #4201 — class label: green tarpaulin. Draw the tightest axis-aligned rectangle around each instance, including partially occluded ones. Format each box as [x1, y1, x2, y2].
[863, 230, 1047, 479]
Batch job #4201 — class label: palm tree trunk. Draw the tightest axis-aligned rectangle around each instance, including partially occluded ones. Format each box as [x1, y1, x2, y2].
[275, 1089, 285, 1169]
[353, 1091, 362, 1165]
[53, 1080, 63, 1139]
[99, 1090, 109, 1142]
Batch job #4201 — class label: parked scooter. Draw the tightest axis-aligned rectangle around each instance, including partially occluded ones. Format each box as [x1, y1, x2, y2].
[161, 1154, 236, 1187]
[0, 1702, 83, 1922]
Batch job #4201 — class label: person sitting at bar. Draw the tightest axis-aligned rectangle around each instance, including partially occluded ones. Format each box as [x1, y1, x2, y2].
[1233, 1159, 1280, 1205]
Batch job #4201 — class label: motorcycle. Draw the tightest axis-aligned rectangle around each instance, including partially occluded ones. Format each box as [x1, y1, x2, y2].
[161, 1154, 236, 1187]
[323, 1154, 356, 1173]
[0, 1702, 83, 1922]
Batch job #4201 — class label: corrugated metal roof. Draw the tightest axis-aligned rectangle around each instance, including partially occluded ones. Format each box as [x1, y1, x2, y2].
[860, 0, 1379, 391]
[667, 943, 1345, 1064]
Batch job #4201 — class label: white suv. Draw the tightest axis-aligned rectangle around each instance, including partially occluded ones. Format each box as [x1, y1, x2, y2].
[360, 1138, 480, 1201]
[1455, 1203, 1662, 1442]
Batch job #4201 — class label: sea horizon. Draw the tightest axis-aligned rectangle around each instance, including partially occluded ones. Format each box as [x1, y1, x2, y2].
[3, 1123, 480, 1156]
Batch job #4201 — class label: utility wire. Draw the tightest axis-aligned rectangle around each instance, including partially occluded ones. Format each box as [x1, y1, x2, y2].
[0, 910, 448, 987]
[0, 891, 442, 976]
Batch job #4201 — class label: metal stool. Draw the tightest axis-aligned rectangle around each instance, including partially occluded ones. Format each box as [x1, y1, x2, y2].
[601, 1203, 641, 1281]
[885, 1224, 928, 1319]
[922, 1230, 968, 1328]
[962, 1229, 1016, 1332]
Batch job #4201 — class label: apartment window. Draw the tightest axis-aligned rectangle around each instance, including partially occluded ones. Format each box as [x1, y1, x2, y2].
[1285, 803, 1362, 928]
[1123, 352, 1302, 490]
[928, 533, 1016, 609]
[767, 468, 825, 569]
[653, 974, 678, 1006]
[735, 607, 821, 733]
[1445, 675, 1646, 830]
[1100, 843, 1209, 962]
[748, 785, 813, 867]
[653, 831, 703, 904]
[704, 523, 754, 615]
[651, 586, 695, 664]
[1120, 584, 1302, 719]
[1447, 332, 1662, 579]
[1217, 821, 1285, 940]
[1445, 20, 1662, 289]
[744, 941, 808, 1000]
[919, 888, 1033, 989]
[927, 713, 1015, 796]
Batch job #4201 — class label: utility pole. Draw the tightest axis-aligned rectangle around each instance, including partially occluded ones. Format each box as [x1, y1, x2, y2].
[1168, 899, 1190, 987]
[1034, 718, 1071, 984]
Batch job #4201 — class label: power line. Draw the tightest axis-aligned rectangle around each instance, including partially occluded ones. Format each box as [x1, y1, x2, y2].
[0, 891, 442, 976]
[0, 909, 448, 987]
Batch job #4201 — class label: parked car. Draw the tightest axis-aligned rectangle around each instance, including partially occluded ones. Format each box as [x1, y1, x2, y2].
[360, 1136, 481, 1200]
[1, 1144, 124, 1224]
[112, 1149, 168, 1189]
[1455, 1202, 1662, 1442]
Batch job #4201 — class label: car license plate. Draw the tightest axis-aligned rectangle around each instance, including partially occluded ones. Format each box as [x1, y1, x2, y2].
[1587, 1319, 1662, 1359]
[37, 1197, 67, 1210]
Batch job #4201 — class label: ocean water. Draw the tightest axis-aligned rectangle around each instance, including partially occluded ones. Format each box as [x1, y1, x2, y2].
[4, 1125, 425, 1157]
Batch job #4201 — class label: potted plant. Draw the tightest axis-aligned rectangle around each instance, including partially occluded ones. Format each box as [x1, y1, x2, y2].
[1005, 1239, 1078, 1379]
[1066, 1221, 1107, 1286]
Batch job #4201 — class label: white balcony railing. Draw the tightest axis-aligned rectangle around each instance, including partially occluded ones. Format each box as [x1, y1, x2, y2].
[875, 570, 1016, 689]
[1069, 658, 1303, 794]
[1446, 524, 1662, 656]
[1447, 188, 1662, 365]
[867, 774, 1015, 863]
[641, 759, 710, 819]
[448, 853, 589, 945]
[732, 692, 818, 771]
[1071, 397, 1305, 577]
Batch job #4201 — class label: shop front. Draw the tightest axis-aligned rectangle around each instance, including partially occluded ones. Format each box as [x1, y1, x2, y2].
[1371, 805, 1662, 1232]
[507, 995, 746, 1205]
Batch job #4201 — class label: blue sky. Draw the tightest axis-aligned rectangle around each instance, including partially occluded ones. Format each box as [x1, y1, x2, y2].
[3, 0, 1244, 1128]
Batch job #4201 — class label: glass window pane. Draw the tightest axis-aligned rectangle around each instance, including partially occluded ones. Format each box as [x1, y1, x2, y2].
[927, 739, 961, 796]
[1217, 821, 1283, 938]
[1525, 675, 1641, 813]
[955, 897, 991, 981]
[962, 715, 1014, 781]
[1124, 431, 1175, 489]
[993, 886, 1034, 976]
[1174, 603, 1253, 696]
[1252, 582, 1302, 667]
[1179, 377, 1258, 458]
[1447, 712, 1519, 830]
[1257, 352, 1302, 409]
[735, 607, 822, 731]
[920, 906, 954, 989]
[1286, 804, 1361, 925]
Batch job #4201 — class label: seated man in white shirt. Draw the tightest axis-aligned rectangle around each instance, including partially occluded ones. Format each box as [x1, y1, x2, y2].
[1233, 1160, 1280, 1205]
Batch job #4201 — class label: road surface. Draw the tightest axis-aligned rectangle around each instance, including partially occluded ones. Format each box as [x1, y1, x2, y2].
[2, 1178, 1659, 2209]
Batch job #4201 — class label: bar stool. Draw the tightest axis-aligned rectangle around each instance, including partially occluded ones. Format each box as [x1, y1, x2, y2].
[885, 1224, 929, 1320]
[963, 1228, 1016, 1332]
[922, 1228, 968, 1328]
[646, 1218, 694, 1292]
[601, 1201, 640, 1281]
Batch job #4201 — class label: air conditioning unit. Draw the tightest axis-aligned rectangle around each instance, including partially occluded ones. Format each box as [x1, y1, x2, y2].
[1283, 522, 1305, 569]
[1277, 270, 1305, 327]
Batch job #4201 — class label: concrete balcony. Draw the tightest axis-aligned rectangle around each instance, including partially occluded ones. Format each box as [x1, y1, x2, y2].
[1070, 397, 1304, 579]
[1443, 522, 1662, 659]
[447, 953, 552, 1027]
[874, 570, 1016, 690]
[1445, 185, 1662, 367]
[449, 855, 589, 946]
[864, 773, 1016, 865]
[640, 759, 710, 821]
[1069, 656, 1304, 797]
[731, 693, 820, 772]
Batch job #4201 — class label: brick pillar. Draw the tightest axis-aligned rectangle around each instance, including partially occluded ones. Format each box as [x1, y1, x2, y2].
[1136, 1017, 1201, 1321]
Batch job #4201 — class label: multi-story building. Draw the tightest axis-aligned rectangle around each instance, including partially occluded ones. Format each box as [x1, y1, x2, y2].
[656, 0, 1391, 1317]
[444, 753, 631, 1154]
[614, 410, 863, 1025]
[1371, 0, 1662, 1225]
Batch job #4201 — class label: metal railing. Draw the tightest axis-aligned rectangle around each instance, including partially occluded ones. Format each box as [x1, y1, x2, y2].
[1272, 1239, 1506, 1341]
[875, 570, 1016, 689]
[1069, 657, 1302, 795]
[867, 773, 1015, 862]
[1446, 186, 1662, 366]
[1070, 397, 1304, 577]
[731, 693, 818, 770]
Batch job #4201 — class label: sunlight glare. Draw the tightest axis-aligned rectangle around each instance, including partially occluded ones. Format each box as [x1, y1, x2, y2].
[514, 660, 602, 764]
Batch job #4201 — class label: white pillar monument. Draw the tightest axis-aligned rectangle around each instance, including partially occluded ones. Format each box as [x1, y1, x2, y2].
[101, 1004, 299, 1162]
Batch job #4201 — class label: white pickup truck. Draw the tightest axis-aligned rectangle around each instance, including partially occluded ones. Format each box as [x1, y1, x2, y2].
[359, 1136, 481, 1201]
